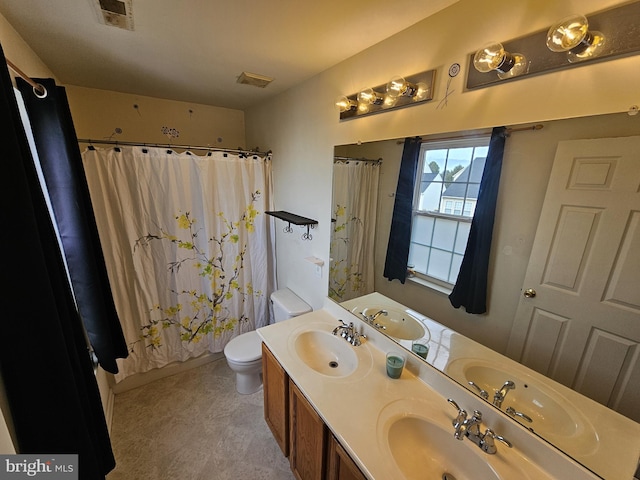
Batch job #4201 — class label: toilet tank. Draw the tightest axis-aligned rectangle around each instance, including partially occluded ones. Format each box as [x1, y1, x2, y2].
[271, 288, 312, 323]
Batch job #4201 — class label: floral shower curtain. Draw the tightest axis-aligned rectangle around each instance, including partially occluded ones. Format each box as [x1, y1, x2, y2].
[82, 146, 275, 381]
[330, 160, 380, 302]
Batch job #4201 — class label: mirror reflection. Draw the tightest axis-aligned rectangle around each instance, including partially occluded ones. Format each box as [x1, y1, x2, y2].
[331, 112, 640, 479]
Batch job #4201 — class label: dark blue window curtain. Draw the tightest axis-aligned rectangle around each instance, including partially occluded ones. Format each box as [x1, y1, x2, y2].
[17, 77, 127, 373]
[1, 45, 116, 477]
[383, 137, 421, 283]
[449, 126, 507, 314]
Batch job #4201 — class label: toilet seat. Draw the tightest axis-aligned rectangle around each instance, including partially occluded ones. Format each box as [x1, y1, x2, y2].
[224, 331, 262, 363]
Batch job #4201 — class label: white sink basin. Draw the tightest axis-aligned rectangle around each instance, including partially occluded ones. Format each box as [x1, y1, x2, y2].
[386, 417, 502, 480]
[293, 330, 358, 377]
[377, 399, 533, 480]
[361, 306, 426, 341]
[445, 358, 598, 454]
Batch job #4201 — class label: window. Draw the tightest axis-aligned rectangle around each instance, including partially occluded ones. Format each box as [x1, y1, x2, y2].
[408, 137, 490, 288]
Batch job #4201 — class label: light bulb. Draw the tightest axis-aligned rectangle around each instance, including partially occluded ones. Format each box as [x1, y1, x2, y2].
[473, 42, 527, 79]
[383, 95, 397, 108]
[413, 82, 430, 101]
[546, 14, 605, 62]
[385, 76, 418, 99]
[357, 87, 384, 105]
[335, 96, 357, 113]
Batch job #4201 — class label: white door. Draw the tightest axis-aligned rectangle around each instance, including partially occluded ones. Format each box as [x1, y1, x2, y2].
[506, 136, 640, 421]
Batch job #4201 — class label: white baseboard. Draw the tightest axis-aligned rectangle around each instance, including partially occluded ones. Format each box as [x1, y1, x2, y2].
[94, 366, 115, 434]
[111, 352, 224, 394]
[105, 387, 115, 435]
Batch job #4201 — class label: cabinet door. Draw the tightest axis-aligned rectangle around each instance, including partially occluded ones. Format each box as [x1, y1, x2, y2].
[262, 343, 289, 456]
[327, 435, 367, 480]
[289, 379, 327, 480]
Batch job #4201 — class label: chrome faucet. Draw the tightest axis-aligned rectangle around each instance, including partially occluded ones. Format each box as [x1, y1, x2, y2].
[447, 399, 512, 454]
[506, 406, 533, 424]
[468, 381, 489, 400]
[493, 380, 515, 408]
[355, 309, 388, 330]
[481, 428, 513, 454]
[369, 309, 388, 321]
[332, 319, 366, 346]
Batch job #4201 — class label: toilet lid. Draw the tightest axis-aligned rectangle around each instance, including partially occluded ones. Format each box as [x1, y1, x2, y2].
[224, 331, 262, 363]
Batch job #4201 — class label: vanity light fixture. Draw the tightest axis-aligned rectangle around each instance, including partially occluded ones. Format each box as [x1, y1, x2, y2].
[466, 1, 640, 91]
[473, 42, 528, 79]
[338, 69, 436, 120]
[546, 14, 605, 62]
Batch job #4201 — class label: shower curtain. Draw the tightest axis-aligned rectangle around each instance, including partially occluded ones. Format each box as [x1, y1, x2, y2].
[82, 146, 275, 381]
[330, 160, 380, 302]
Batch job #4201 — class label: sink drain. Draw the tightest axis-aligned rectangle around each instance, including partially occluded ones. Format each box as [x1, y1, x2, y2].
[328, 361, 339, 368]
[442, 474, 457, 480]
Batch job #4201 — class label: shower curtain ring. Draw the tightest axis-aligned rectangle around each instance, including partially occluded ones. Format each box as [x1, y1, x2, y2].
[33, 83, 47, 99]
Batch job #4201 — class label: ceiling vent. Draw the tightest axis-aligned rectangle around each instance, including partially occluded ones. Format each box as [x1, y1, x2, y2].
[96, 0, 134, 31]
[237, 72, 274, 88]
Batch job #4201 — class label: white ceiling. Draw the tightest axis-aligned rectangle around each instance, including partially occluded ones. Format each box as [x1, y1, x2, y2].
[0, 0, 459, 110]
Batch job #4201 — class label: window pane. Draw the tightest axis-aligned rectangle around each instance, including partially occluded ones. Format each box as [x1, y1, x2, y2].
[446, 148, 473, 182]
[411, 215, 434, 245]
[427, 249, 452, 282]
[418, 174, 443, 211]
[450, 254, 464, 283]
[432, 217, 457, 251]
[424, 149, 448, 177]
[454, 222, 471, 253]
[409, 244, 429, 274]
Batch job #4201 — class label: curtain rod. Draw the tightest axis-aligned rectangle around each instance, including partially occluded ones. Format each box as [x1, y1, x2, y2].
[78, 139, 271, 157]
[395, 124, 544, 144]
[5, 58, 47, 97]
[334, 156, 382, 163]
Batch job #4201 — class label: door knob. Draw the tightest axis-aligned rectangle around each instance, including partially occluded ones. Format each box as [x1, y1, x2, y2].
[523, 288, 536, 298]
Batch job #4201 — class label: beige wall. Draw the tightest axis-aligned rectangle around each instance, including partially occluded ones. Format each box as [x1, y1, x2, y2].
[244, 0, 640, 351]
[66, 85, 246, 150]
[0, 12, 55, 82]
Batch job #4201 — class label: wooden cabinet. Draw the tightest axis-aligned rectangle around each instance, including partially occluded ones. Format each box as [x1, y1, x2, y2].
[289, 379, 328, 480]
[262, 342, 367, 480]
[262, 343, 289, 456]
[327, 435, 367, 480]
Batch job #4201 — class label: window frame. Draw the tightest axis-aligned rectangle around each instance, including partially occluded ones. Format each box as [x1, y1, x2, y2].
[408, 136, 490, 290]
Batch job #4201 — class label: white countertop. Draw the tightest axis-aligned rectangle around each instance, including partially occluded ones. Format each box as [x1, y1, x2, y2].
[341, 292, 640, 480]
[257, 301, 604, 480]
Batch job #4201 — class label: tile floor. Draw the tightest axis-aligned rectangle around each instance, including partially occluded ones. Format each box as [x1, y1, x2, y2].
[107, 359, 295, 479]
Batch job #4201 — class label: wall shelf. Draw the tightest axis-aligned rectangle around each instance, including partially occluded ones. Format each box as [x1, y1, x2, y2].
[266, 211, 318, 240]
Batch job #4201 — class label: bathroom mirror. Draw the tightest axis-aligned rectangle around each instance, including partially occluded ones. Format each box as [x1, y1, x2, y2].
[330, 111, 640, 479]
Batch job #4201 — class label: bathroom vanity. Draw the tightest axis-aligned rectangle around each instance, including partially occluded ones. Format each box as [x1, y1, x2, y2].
[257, 299, 611, 480]
[263, 342, 367, 480]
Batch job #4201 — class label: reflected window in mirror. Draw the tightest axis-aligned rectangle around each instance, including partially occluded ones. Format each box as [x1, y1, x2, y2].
[409, 137, 489, 289]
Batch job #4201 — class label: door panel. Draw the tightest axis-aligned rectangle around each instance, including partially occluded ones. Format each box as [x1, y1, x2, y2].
[507, 136, 640, 421]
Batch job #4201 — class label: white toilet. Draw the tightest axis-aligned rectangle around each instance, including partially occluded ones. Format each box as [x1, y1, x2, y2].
[223, 288, 311, 394]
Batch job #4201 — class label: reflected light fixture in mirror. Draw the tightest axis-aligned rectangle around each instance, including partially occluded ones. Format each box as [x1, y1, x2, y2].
[546, 14, 606, 63]
[473, 42, 528, 79]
